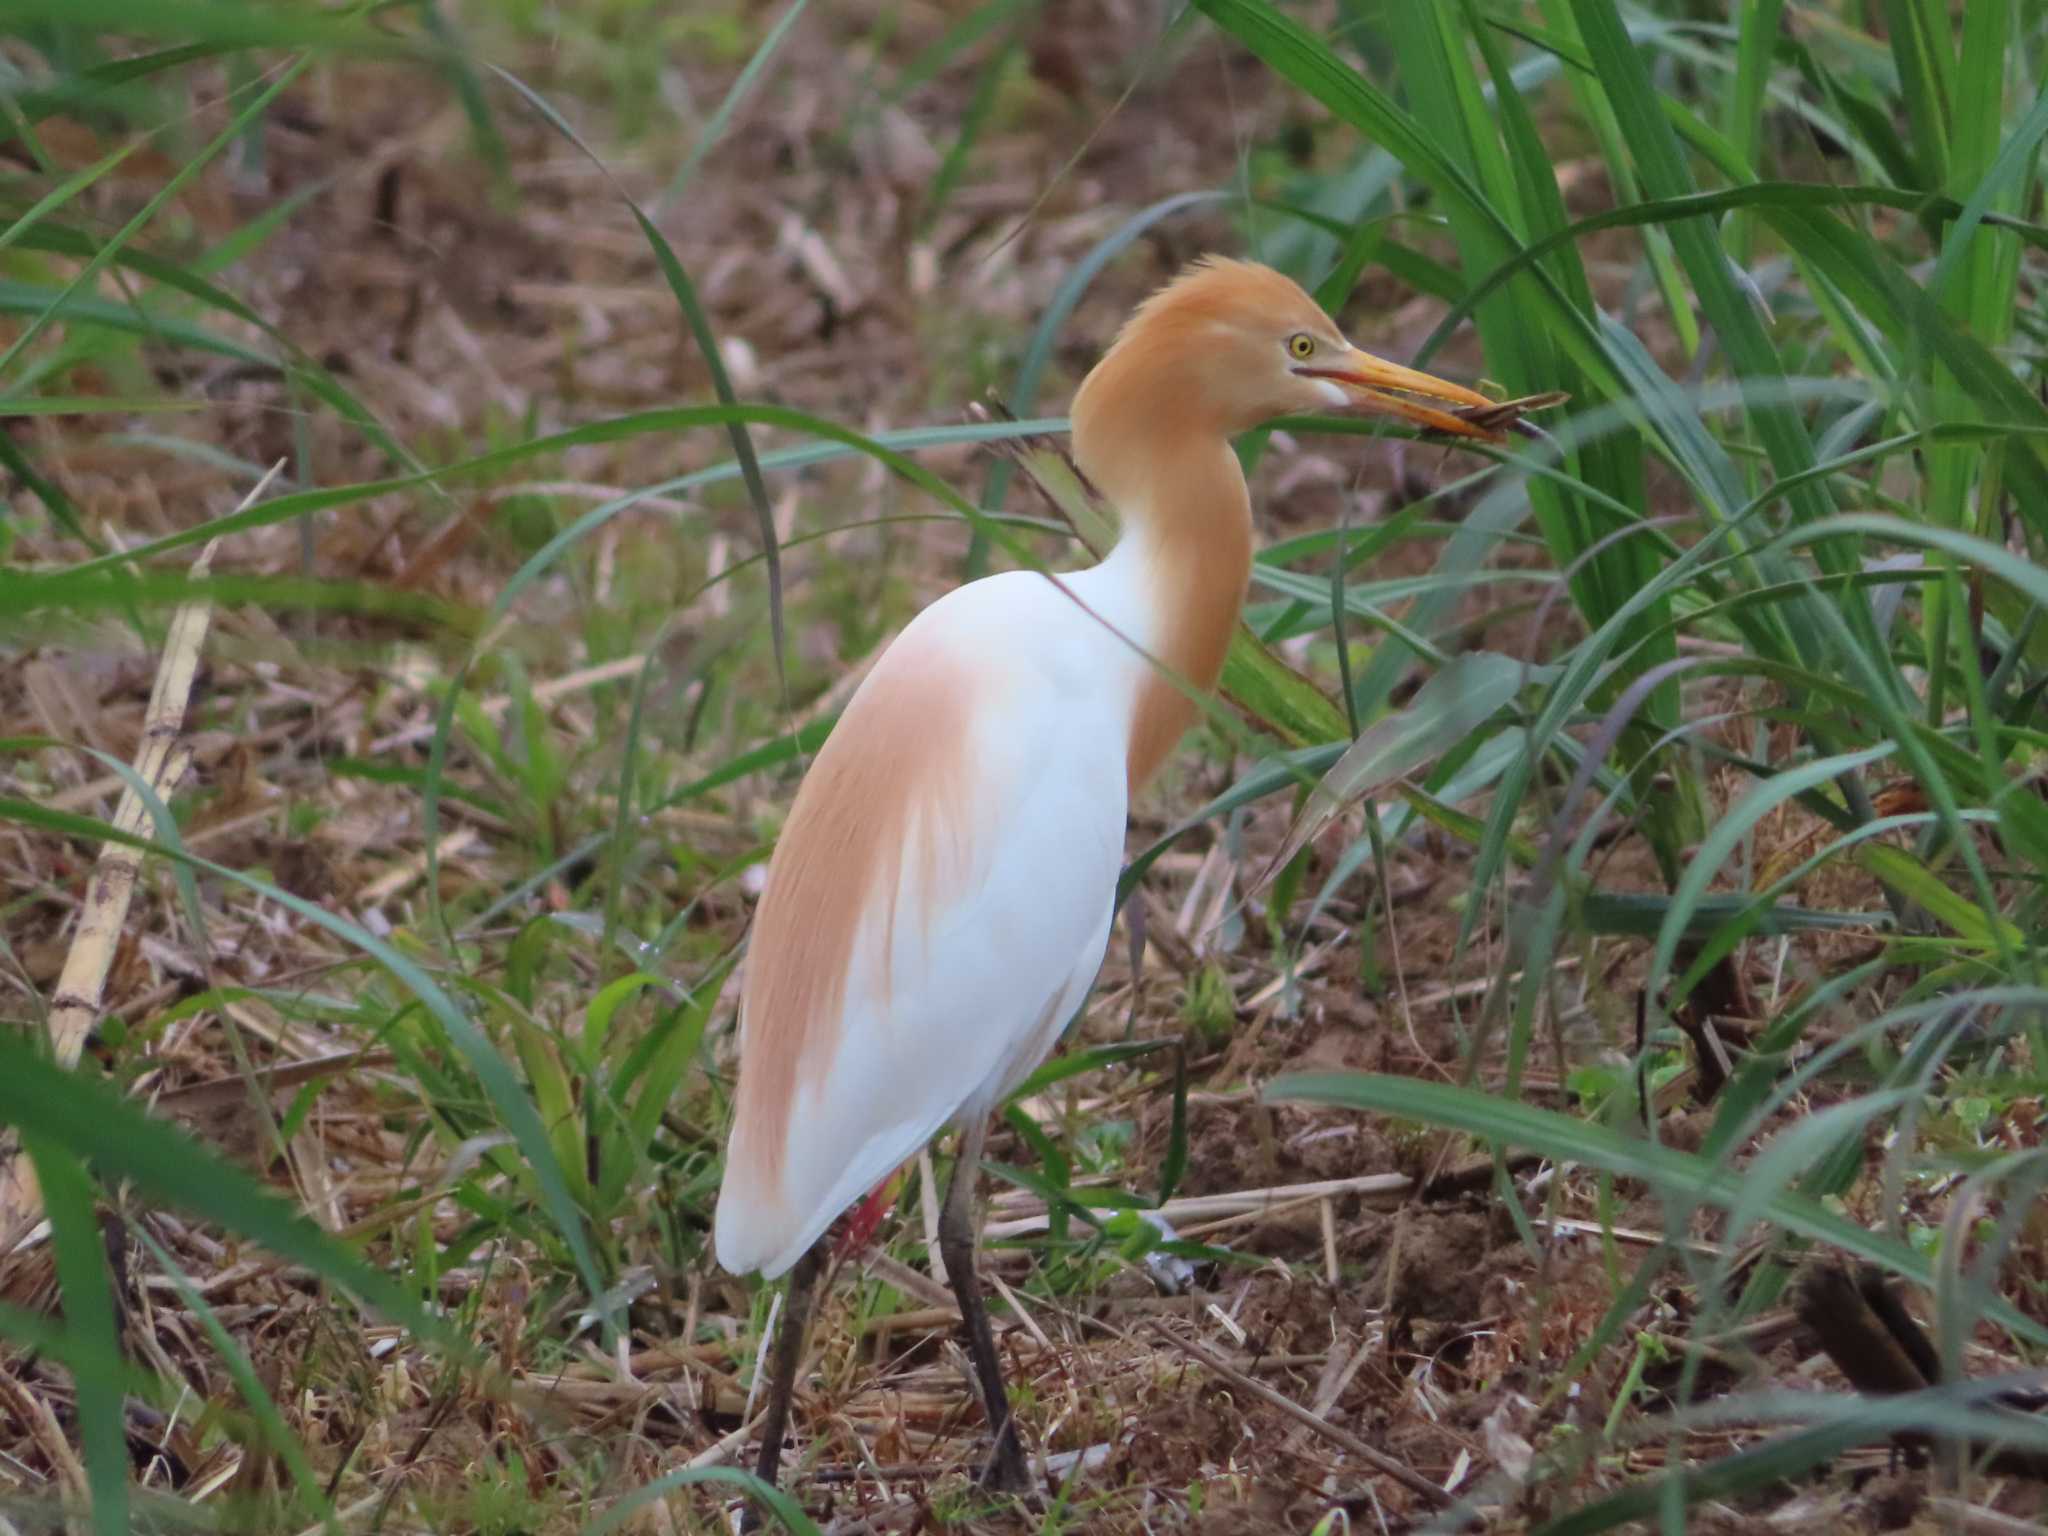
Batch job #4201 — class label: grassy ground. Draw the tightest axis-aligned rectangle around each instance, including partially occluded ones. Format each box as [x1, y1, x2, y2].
[3, 2, 2047, 1533]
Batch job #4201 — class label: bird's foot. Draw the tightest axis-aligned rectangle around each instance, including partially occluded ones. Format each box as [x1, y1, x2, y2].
[975, 1423, 1034, 1496]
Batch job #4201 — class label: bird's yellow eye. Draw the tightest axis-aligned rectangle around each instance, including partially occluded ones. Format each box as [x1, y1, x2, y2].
[1288, 333, 1316, 360]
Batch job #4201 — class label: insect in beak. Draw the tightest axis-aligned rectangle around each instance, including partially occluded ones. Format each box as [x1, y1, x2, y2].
[1303, 349, 1566, 442]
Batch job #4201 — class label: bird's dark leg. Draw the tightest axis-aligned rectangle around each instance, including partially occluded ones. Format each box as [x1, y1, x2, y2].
[746, 1242, 821, 1524]
[939, 1115, 1033, 1494]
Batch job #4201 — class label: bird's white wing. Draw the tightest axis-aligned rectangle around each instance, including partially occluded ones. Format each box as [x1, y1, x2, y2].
[714, 572, 1129, 1278]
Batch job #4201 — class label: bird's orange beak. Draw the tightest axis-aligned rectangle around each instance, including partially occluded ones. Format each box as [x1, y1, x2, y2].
[1302, 348, 1508, 442]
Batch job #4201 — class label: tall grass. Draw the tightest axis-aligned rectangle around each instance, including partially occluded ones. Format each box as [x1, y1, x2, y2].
[1190, 0, 2048, 1523]
[2, 1, 2045, 1531]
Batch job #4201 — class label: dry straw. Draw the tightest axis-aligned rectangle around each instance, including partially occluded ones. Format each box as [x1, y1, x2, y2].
[0, 465, 282, 1249]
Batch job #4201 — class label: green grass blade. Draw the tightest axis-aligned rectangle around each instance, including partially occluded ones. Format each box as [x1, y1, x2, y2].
[0, 135, 143, 258]
[1726, 0, 1787, 183]
[26, 1136, 128, 1535]
[0, 52, 311, 383]
[1881, 0, 1952, 188]
[11, 221, 427, 479]
[0, 0, 388, 49]
[1265, 1071, 2048, 1346]
[0, 1037, 449, 1347]
[1415, 181, 2048, 369]
[132, 1223, 334, 1525]
[660, 0, 813, 203]
[1564, 1, 1839, 536]
[584, 1465, 821, 1535]
[1260, 651, 1526, 884]
[0, 792, 597, 1324]
[484, 64, 789, 692]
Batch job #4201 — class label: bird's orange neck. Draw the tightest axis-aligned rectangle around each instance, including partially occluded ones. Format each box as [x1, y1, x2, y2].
[1075, 426, 1253, 792]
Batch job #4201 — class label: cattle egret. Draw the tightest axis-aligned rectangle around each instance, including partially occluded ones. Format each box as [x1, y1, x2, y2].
[715, 256, 1508, 1498]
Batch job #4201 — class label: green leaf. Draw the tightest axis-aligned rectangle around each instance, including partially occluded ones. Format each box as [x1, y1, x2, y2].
[583, 1464, 821, 1535]
[0, 1035, 449, 1348]
[623, 954, 734, 1162]
[1540, 1384, 2048, 1534]
[1218, 629, 1351, 747]
[0, 793, 602, 1319]
[1257, 651, 1528, 888]
[133, 1224, 332, 1521]
[1415, 182, 2048, 374]
[1652, 743, 1896, 998]
[1856, 842, 2021, 949]
[1564, 0, 1840, 545]
[583, 973, 663, 1062]
[0, 51, 312, 383]
[662, 0, 815, 202]
[0, 0, 388, 50]
[1265, 1072, 2048, 1347]
[28, 1137, 128, 1535]
[1006, 1039, 1172, 1101]
[500, 1001, 588, 1206]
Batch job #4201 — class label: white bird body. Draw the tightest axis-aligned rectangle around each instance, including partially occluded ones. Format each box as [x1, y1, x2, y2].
[710, 256, 1510, 1499]
[715, 543, 1184, 1278]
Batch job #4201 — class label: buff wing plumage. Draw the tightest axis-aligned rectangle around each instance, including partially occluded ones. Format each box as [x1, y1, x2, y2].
[714, 573, 1129, 1278]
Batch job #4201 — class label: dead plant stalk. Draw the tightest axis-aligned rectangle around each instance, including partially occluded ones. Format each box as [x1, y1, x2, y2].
[0, 463, 281, 1245]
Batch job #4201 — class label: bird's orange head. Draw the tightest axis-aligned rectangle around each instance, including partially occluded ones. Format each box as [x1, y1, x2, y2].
[1070, 256, 1501, 486]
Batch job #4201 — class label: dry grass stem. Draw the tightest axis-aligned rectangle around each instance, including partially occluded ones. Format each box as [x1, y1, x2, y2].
[3, 468, 282, 1241]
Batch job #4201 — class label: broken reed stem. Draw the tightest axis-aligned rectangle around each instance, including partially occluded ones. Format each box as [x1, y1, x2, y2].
[982, 1171, 1412, 1241]
[43, 534, 226, 1069]
[1, 465, 278, 1244]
